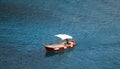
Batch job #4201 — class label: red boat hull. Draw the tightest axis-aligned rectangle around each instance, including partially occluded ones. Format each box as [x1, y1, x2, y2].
[45, 40, 76, 52]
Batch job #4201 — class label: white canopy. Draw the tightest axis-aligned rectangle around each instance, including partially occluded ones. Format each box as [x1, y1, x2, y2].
[55, 34, 72, 40]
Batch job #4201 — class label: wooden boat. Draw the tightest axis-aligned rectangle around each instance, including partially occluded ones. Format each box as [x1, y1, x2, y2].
[45, 40, 76, 52]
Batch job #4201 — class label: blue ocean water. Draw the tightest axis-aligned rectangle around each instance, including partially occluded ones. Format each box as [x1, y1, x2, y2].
[0, 0, 120, 69]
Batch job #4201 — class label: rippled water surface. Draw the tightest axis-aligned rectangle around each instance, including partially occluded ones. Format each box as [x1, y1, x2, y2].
[0, 0, 120, 69]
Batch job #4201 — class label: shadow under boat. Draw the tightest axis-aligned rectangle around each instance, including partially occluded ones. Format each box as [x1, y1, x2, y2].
[45, 47, 75, 57]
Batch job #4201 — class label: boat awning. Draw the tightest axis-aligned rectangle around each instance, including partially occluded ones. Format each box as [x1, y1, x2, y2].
[55, 34, 72, 40]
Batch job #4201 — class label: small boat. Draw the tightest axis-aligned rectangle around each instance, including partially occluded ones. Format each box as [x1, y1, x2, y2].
[44, 34, 76, 52]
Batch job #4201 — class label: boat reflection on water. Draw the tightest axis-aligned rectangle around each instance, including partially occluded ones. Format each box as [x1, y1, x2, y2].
[45, 47, 75, 57]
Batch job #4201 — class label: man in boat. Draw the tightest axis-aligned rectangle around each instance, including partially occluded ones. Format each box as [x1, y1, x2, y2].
[66, 39, 69, 44]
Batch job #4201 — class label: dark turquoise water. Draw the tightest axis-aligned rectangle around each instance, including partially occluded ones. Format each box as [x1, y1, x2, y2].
[0, 0, 120, 69]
